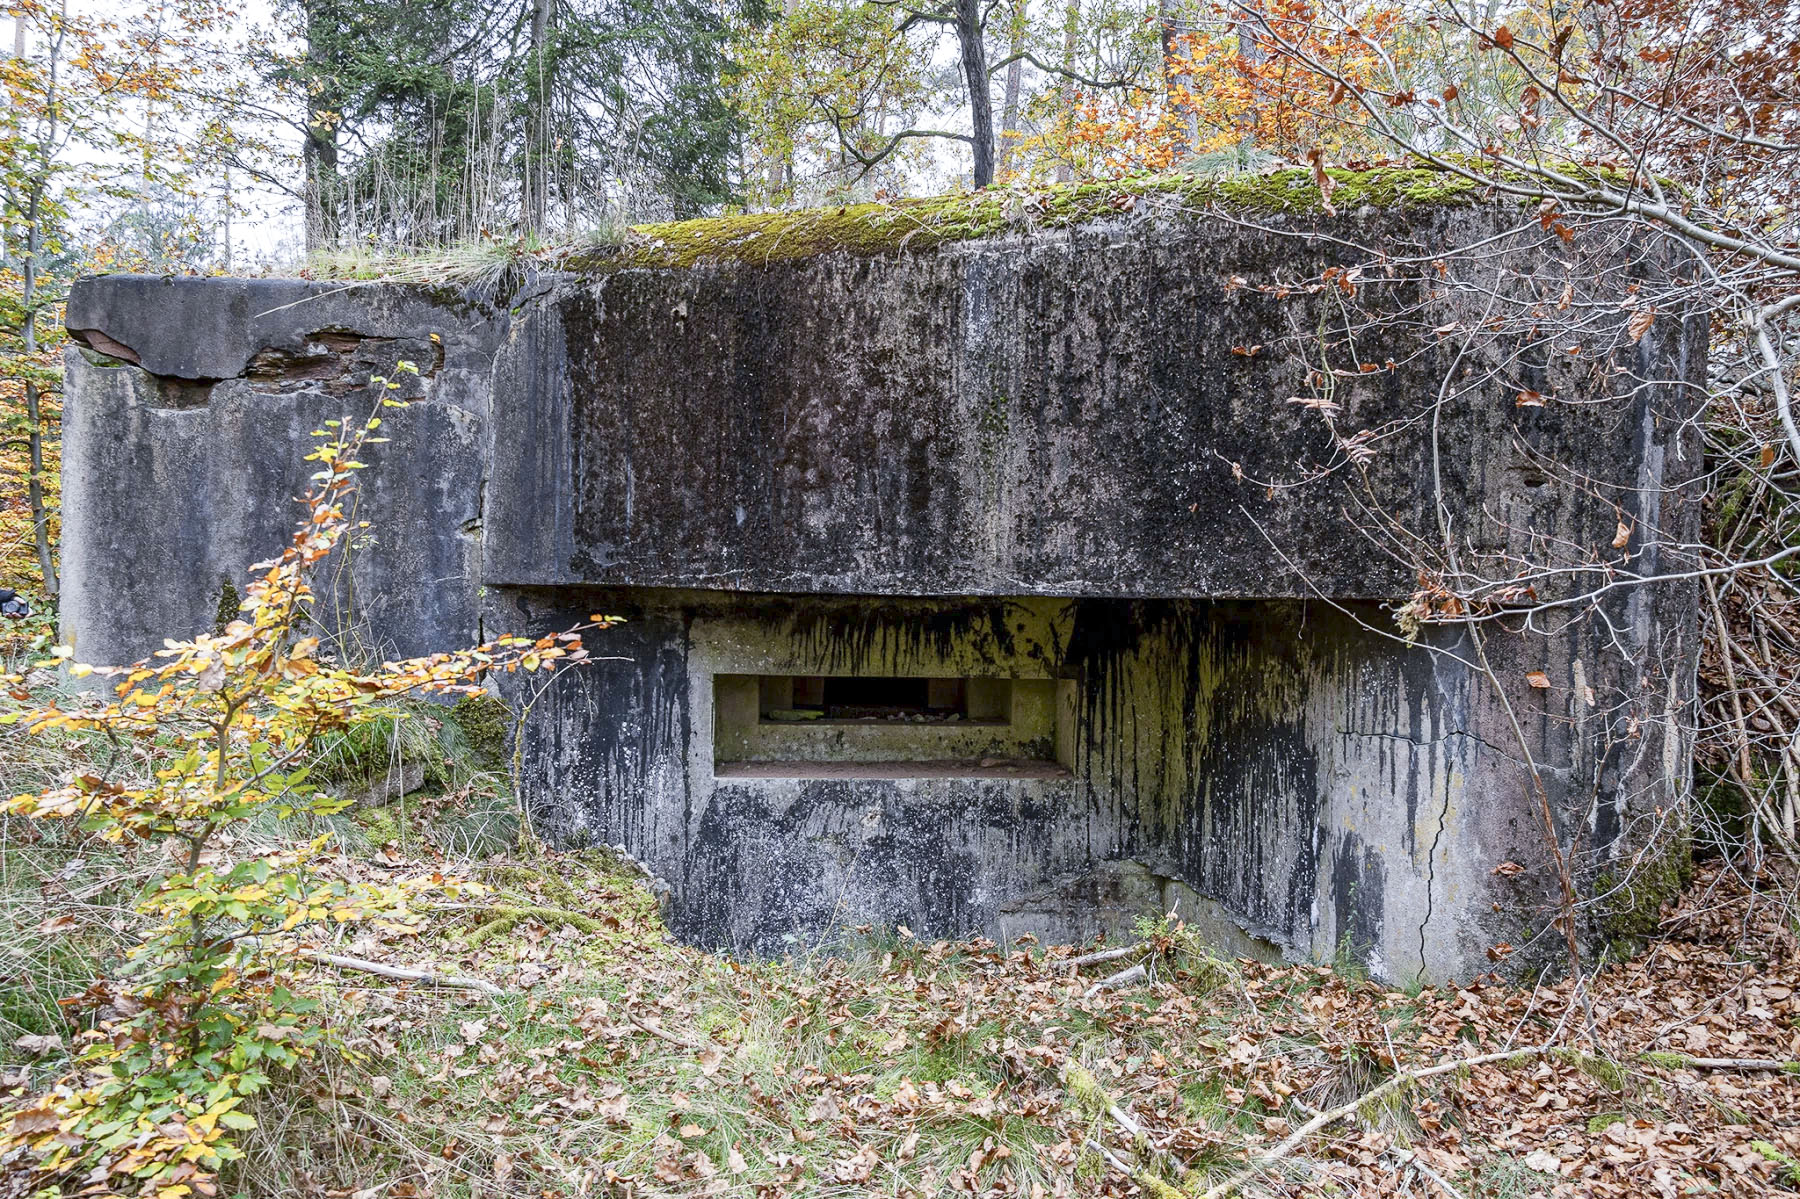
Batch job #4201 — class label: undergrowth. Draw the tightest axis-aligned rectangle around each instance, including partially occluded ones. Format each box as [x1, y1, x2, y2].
[6, 716, 1798, 1198]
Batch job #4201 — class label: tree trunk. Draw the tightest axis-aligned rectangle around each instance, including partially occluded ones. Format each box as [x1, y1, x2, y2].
[1233, 14, 1263, 163]
[222, 165, 232, 272]
[23, 379, 53, 598]
[22, 196, 56, 599]
[300, 0, 344, 254]
[996, 0, 1025, 177]
[997, 59, 1022, 177]
[302, 132, 337, 255]
[1056, 0, 1080, 182]
[522, 0, 556, 235]
[17, 16, 57, 599]
[953, 0, 994, 188]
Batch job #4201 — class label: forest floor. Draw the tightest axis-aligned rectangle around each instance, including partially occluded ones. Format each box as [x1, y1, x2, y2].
[3, 726, 1799, 1199]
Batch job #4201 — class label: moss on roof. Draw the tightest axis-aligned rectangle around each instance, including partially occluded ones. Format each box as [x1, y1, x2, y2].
[571, 165, 1482, 273]
[297, 164, 1489, 283]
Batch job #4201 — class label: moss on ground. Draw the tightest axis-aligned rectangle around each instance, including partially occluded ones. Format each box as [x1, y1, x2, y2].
[1556, 1049, 1628, 1092]
[481, 859, 580, 906]
[1754, 1140, 1800, 1185]
[462, 903, 605, 947]
[354, 803, 401, 847]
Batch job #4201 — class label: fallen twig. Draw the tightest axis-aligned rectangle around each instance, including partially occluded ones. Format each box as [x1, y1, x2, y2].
[1390, 1147, 1466, 1199]
[1196, 1046, 1546, 1199]
[1082, 1138, 1150, 1187]
[1086, 963, 1148, 996]
[1060, 945, 1140, 970]
[1064, 1064, 1190, 1190]
[1642, 1052, 1800, 1073]
[303, 950, 504, 997]
[629, 1015, 705, 1050]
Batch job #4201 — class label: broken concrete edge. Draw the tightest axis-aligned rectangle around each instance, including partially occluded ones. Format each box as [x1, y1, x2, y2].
[62, 274, 487, 382]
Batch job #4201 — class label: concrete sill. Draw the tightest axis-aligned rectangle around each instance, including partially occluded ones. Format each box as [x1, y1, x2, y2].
[714, 759, 1070, 781]
[756, 717, 1011, 728]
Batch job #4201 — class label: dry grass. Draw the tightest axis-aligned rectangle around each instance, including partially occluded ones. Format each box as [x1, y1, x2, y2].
[301, 224, 629, 288]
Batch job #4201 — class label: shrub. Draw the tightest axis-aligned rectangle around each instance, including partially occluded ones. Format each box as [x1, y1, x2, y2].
[0, 369, 605, 1196]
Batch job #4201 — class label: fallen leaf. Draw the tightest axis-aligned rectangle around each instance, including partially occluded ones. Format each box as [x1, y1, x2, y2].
[1525, 671, 1551, 689]
[9, 1107, 59, 1136]
[1306, 145, 1337, 214]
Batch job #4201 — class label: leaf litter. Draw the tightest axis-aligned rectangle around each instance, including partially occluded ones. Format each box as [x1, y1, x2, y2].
[224, 854, 1800, 1197]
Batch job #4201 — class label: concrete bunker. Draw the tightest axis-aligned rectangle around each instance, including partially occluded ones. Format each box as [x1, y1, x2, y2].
[58, 173, 1706, 982]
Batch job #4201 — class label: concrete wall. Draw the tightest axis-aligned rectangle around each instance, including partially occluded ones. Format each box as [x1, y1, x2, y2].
[487, 587, 1692, 982]
[58, 190, 1705, 982]
[61, 277, 504, 661]
[485, 205, 1699, 604]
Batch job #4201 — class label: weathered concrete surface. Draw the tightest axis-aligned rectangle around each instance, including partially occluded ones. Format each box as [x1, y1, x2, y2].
[488, 587, 1694, 981]
[60, 182, 1705, 981]
[62, 278, 501, 661]
[486, 204, 1701, 603]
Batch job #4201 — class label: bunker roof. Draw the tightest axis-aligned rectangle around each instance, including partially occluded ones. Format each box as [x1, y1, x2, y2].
[588, 165, 1484, 271]
[303, 165, 1492, 282]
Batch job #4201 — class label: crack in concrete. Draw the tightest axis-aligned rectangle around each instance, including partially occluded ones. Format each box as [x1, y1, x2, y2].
[1418, 783, 1453, 984]
[1338, 725, 1527, 767]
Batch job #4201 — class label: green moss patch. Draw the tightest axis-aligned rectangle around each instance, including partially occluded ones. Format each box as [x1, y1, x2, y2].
[570, 166, 1483, 273]
[448, 693, 511, 769]
[1596, 834, 1693, 945]
[213, 575, 241, 636]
